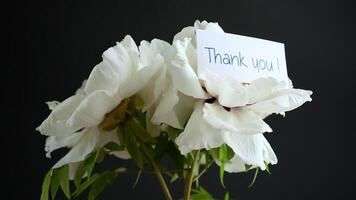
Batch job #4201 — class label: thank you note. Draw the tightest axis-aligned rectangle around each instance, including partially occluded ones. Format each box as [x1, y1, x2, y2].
[196, 30, 288, 83]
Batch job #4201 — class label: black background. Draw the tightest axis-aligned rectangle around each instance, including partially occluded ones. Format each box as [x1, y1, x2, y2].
[5, 0, 356, 199]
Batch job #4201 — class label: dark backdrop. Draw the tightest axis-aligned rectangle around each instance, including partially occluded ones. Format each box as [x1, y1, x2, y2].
[5, 0, 355, 199]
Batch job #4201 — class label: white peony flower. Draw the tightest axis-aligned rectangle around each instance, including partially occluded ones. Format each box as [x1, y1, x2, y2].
[161, 20, 313, 172]
[37, 36, 163, 169]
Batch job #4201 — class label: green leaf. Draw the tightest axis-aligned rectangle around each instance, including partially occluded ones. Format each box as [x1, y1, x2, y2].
[219, 144, 228, 188]
[96, 149, 106, 164]
[166, 141, 186, 177]
[50, 169, 60, 199]
[224, 192, 230, 200]
[40, 170, 52, 200]
[87, 150, 102, 179]
[248, 167, 259, 187]
[133, 109, 146, 128]
[88, 169, 126, 200]
[104, 141, 125, 151]
[57, 165, 71, 199]
[122, 121, 144, 169]
[74, 162, 86, 187]
[226, 145, 234, 160]
[153, 134, 169, 161]
[132, 170, 142, 189]
[88, 171, 115, 200]
[117, 125, 125, 146]
[191, 187, 215, 200]
[128, 118, 156, 144]
[72, 174, 100, 197]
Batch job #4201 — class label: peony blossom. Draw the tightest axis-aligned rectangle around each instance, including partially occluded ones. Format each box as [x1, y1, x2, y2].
[36, 36, 165, 169]
[156, 20, 313, 172]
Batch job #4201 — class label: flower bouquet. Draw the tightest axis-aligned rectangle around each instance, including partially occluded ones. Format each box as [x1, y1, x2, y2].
[37, 20, 312, 200]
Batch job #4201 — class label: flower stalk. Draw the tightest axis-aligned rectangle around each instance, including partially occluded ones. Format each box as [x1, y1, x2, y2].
[140, 144, 173, 200]
[183, 150, 200, 200]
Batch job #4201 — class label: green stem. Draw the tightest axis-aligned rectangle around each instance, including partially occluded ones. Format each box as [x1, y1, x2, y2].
[183, 150, 200, 200]
[141, 145, 173, 200]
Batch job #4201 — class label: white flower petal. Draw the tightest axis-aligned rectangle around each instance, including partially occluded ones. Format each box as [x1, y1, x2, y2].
[151, 85, 180, 128]
[84, 61, 121, 95]
[53, 128, 99, 168]
[173, 26, 196, 43]
[102, 37, 138, 89]
[97, 129, 130, 159]
[170, 39, 206, 99]
[175, 102, 224, 155]
[139, 63, 166, 110]
[247, 77, 282, 104]
[202, 71, 249, 107]
[37, 94, 85, 137]
[151, 84, 194, 129]
[145, 111, 161, 137]
[67, 91, 119, 128]
[248, 88, 312, 117]
[203, 102, 272, 135]
[214, 154, 247, 173]
[45, 130, 86, 158]
[120, 35, 139, 60]
[46, 101, 60, 110]
[138, 40, 172, 109]
[194, 20, 224, 33]
[224, 155, 247, 173]
[261, 135, 278, 165]
[173, 20, 224, 45]
[222, 132, 276, 170]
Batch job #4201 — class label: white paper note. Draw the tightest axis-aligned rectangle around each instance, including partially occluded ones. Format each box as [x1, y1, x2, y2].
[196, 30, 288, 83]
